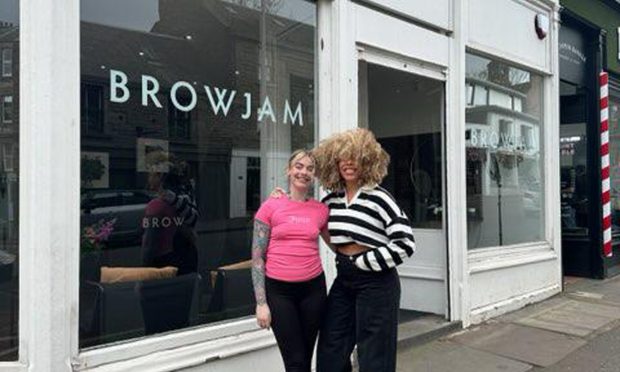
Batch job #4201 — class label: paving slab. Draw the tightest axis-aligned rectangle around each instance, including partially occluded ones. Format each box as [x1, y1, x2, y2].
[448, 323, 586, 367]
[397, 340, 532, 372]
[515, 300, 620, 337]
[397, 315, 461, 350]
[497, 296, 568, 323]
[530, 322, 620, 372]
[573, 279, 620, 306]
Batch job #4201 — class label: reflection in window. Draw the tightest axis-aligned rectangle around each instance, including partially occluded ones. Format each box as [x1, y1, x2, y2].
[79, 0, 316, 348]
[2, 96, 12, 123]
[360, 62, 444, 229]
[81, 84, 104, 133]
[560, 79, 588, 234]
[466, 83, 474, 107]
[473, 85, 488, 106]
[466, 53, 544, 249]
[168, 96, 191, 140]
[1, 48, 11, 78]
[489, 90, 511, 109]
[609, 95, 620, 233]
[0, 10, 18, 361]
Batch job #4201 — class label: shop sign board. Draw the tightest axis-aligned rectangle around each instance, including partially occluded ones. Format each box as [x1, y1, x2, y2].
[559, 25, 587, 86]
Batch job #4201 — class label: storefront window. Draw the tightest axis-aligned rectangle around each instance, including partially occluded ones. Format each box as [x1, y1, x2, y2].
[79, 0, 316, 348]
[0, 1, 18, 361]
[466, 53, 544, 249]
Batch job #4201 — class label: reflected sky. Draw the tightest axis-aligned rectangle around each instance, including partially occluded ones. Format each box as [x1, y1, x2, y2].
[81, 0, 314, 32]
[466, 53, 531, 86]
[81, 0, 159, 32]
[0, 0, 18, 24]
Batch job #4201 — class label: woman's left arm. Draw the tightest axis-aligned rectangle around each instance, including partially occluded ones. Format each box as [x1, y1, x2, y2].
[354, 198, 416, 272]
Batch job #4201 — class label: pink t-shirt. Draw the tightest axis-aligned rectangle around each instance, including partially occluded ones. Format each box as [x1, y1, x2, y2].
[254, 196, 329, 282]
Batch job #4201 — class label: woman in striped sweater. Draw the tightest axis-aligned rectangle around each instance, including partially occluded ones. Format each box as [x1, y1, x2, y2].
[313, 128, 416, 372]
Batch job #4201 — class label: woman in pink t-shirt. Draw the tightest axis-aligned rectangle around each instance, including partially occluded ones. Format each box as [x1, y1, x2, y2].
[252, 149, 329, 372]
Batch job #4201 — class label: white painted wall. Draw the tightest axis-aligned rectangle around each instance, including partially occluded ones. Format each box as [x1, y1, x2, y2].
[354, 3, 450, 69]
[357, 0, 452, 31]
[178, 345, 283, 372]
[468, 0, 552, 73]
[469, 253, 560, 323]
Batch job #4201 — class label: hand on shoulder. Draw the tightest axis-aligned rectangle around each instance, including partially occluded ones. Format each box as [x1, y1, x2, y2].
[269, 187, 286, 198]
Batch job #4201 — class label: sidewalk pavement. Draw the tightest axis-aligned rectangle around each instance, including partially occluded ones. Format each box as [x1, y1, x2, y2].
[396, 275, 620, 372]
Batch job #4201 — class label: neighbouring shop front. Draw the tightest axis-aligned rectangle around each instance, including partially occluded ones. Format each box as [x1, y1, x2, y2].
[0, 0, 562, 371]
[559, 1, 620, 278]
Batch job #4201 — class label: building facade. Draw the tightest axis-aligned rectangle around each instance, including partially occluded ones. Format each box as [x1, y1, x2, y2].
[0, 0, 561, 371]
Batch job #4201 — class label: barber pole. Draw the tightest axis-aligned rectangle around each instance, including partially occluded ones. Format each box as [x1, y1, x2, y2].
[601, 72, 613, 258]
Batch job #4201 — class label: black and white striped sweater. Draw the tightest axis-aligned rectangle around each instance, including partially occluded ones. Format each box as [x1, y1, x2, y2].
[322, 186, 416, 272]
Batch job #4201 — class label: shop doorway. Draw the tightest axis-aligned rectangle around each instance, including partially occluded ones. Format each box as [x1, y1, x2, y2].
[358, 54, 448, 318]
[558, 14, 612, 279]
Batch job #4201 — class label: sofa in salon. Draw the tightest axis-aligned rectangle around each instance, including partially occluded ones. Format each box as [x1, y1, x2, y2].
[194, 217, 255, 321]
[79, 217, 257, 345]
[79, 264, 202, 346]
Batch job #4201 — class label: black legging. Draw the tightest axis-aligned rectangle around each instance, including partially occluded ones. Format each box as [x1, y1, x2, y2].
[266, 273, 327, 372]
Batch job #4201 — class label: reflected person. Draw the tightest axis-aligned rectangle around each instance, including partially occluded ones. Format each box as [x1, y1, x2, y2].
[142, 157, 199, 275]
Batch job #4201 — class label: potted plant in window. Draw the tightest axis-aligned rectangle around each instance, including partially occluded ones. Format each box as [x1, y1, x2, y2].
[80, 218, 116, 282]
[81, 156, 105, 188]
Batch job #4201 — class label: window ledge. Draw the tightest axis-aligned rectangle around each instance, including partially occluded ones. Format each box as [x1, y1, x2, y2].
[77, 318, 274, 371]
[0, 362, 26, 372]
[468, 242, 558, 274]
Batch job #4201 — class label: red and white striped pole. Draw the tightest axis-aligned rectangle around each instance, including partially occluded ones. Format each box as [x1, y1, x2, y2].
[600, 71, 613, 258]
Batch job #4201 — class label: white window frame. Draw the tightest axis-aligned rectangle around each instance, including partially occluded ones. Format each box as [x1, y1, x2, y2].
[2, 48, 12, 78]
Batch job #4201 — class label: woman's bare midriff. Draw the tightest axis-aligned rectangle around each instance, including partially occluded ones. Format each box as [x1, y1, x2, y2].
[337, 243, 370, 256]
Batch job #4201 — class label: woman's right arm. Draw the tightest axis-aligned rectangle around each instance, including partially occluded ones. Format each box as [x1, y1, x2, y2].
[320, 228, 336, 252]
[251, 219, 272, 328]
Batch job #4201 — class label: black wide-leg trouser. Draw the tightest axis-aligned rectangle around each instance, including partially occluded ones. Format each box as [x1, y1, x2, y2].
[266, 273, 327, 372]
[317, 253, 400, 372]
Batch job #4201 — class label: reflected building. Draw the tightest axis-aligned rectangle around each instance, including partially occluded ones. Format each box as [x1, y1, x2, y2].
[0, 23, 17, 256]
[465, 60, 544, 248]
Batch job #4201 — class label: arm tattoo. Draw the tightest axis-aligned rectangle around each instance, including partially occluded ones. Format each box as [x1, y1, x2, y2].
[251, 220, 271, 305]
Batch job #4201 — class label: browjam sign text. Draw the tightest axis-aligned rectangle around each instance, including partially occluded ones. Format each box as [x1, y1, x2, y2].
[109, 69, 304, 126]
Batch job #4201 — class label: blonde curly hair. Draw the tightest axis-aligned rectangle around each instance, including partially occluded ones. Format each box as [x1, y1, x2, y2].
[313, 128, 389, 191]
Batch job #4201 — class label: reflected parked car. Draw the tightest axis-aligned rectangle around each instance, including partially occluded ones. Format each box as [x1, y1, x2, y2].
[81, 189, 155, 247]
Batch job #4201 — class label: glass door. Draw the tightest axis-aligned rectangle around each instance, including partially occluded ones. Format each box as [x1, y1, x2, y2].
[358, 59, 447, 317]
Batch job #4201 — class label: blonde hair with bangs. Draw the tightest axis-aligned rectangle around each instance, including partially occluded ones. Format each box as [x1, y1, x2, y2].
[286, 149, 315, 172]
[313, 128, 389, 191]
[286, 149, 315, 183]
